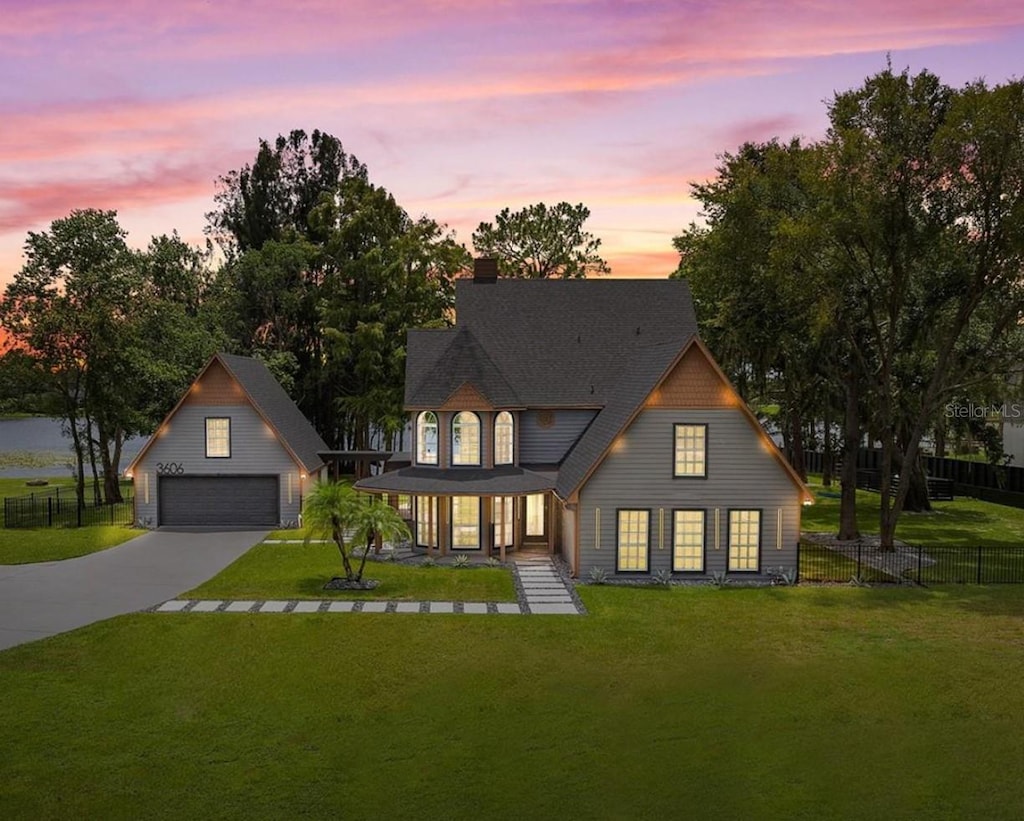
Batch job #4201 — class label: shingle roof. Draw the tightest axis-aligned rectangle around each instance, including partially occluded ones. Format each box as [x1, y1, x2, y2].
[405, 279, 698, 408]
[408, 325, 521, 408]
[355, 465, 555, 496]
[217, 353, 328, 473]
[400, 279, 703, 499]
[555, 340, 686, 499]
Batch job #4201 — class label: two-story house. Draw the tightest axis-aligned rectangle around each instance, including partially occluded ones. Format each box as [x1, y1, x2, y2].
[355, 260, 812, 580]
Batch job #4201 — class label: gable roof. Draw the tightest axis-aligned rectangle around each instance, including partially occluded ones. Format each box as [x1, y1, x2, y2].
[409, 325, 522, 408]
[405, 279, 699, 407]
[126, 353, 328, 475]
[556, 336, 813, 503]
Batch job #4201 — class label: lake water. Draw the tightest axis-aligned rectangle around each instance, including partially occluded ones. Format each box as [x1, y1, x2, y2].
[0, 417, 145, 479]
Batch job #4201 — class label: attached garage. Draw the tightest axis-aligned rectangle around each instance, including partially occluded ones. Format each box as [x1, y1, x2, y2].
[158, 475, 280, 527]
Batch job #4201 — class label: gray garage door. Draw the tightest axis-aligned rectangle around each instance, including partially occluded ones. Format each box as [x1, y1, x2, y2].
[158, 475, 279, 527]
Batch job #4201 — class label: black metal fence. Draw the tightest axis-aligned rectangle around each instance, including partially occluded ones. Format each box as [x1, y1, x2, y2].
[3, 485, 134, 529]
[804, 449, 1024, 508]
[798, 540, 1024, 584]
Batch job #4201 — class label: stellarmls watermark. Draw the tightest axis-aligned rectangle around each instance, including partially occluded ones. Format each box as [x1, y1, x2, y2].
[945, 402, 1024, 420]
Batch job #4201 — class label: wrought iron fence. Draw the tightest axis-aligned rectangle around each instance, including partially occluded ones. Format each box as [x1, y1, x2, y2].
[798, 540, 1024, 584]
[3, 485, 134, 529]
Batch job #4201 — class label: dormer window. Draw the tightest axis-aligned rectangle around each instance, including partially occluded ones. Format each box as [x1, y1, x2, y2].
[494, 411, 514, 465]
[416, 412, 438, 465]
[452, 411, 481, 465]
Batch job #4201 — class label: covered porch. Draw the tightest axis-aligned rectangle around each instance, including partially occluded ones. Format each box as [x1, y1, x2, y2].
[353, 466, 560, 561]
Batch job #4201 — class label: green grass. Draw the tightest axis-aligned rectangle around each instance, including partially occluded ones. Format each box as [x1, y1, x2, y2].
[802, 474, 1024, 546]
[2, 585, 1023, 819]
[0, 476, 140, 564]
[186, 542, 517, 601]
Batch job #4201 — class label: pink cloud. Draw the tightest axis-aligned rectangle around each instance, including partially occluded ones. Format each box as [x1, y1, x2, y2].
[0, 162, 216, 232]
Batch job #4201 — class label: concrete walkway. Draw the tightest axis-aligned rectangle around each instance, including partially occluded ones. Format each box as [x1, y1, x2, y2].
[0, 529, 267, 651]
[153, 553, 586, 617]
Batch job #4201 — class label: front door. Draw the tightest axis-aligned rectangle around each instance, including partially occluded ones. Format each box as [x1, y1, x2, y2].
[524, 493, 546, 543]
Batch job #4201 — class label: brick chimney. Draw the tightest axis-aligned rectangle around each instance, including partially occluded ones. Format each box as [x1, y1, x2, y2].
[473, 257, 498, 283]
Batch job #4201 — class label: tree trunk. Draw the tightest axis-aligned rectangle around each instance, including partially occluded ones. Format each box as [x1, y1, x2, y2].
[823, 406, 834, 487]
[934, 419, 947, 459]
[901, 457, 932, 513]
[84, 415, 103, 506]
[838, 371, 860, 540]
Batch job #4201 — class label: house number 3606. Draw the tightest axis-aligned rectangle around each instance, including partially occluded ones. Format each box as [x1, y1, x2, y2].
[157, 462, 185, 475]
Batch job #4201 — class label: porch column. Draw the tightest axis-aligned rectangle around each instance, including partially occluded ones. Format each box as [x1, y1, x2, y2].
[499, 496, 507, 563]
[482, 497, 493, 556]
[513, 497, 523, 551]
[547, 492, 555, 555]
[439, 496, 449, 556]
[426, 495, 434, 557]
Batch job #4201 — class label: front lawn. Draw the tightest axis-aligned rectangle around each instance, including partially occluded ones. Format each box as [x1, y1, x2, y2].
[0, 476, 140, 563]
[1, 585, 1023, 819]
[802, 474, 1024, 546]
[185, 542, 517, 602]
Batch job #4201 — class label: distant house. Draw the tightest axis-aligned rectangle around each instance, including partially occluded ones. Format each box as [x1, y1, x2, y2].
[125, 353, 327, 528]
[355, 260, 812, 579]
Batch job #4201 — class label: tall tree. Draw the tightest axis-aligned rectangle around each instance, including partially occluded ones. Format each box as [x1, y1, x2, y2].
[208, 132, 468, 449]
[673, 140, 841, 485]
[825, 67, 1024, 548]
[206, 128, 367, 257]
[472, 202, 610, 278]
[0, 212, 221, 506]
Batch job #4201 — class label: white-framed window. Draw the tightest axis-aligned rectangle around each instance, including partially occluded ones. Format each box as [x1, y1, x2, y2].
[415, 496, 437, 548]
[452, 411, 481, 465]
[728, 509, 761, 572]
[673, 510, 705, 572]
[494, 411, 514, 465]
[451, 496, 480, 549]
[205, 417, 231, 458]
[396, 495, 412, 518]
[416, 412, 438, 465]
[617, 509, 649, 572]
[674, 424, 707, 477]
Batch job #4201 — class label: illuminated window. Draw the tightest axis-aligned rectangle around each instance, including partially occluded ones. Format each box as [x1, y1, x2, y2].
[495, 496, 514, 547]
[452, 412, 481, 465]
[416, 412, 438, 465]
[415, 496, 437, 548]
[673, 510, 705, 572]
[728, 510, 761, 571]
[396, 495, 412, 518]
[526, 494, 545, 537]
[494, 411, 514, 465]
[674, 424, 707, 477]
[451, 496, 480, 549]
[205, 417, 231, 458]
[617, 509, 649, 572]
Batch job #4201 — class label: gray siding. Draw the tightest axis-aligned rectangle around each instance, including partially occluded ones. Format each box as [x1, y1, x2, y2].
[133, 403, 306, 528]
[577, 408, 803, 579]
[560, 505, 577, 574]
[520, 410, 596, 464]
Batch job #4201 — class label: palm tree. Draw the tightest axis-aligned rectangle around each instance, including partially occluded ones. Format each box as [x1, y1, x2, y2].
[303, 482, 410, 584]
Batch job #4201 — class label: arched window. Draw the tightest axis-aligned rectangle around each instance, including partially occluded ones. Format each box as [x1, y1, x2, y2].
[494, 411, 514, 465]
[451, 411, 481, 465]
[416, 412, 438, 465]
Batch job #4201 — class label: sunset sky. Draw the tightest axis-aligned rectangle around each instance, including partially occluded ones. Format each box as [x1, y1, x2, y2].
[2, 1, 1023, 287]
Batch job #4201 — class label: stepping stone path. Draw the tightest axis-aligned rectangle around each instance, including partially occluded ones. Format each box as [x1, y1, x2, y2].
[153, 553, 585, 616]
[513, 554, 583, 615]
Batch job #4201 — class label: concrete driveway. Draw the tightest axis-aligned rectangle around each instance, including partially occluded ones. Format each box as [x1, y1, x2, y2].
[0, 529, 266, 652]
